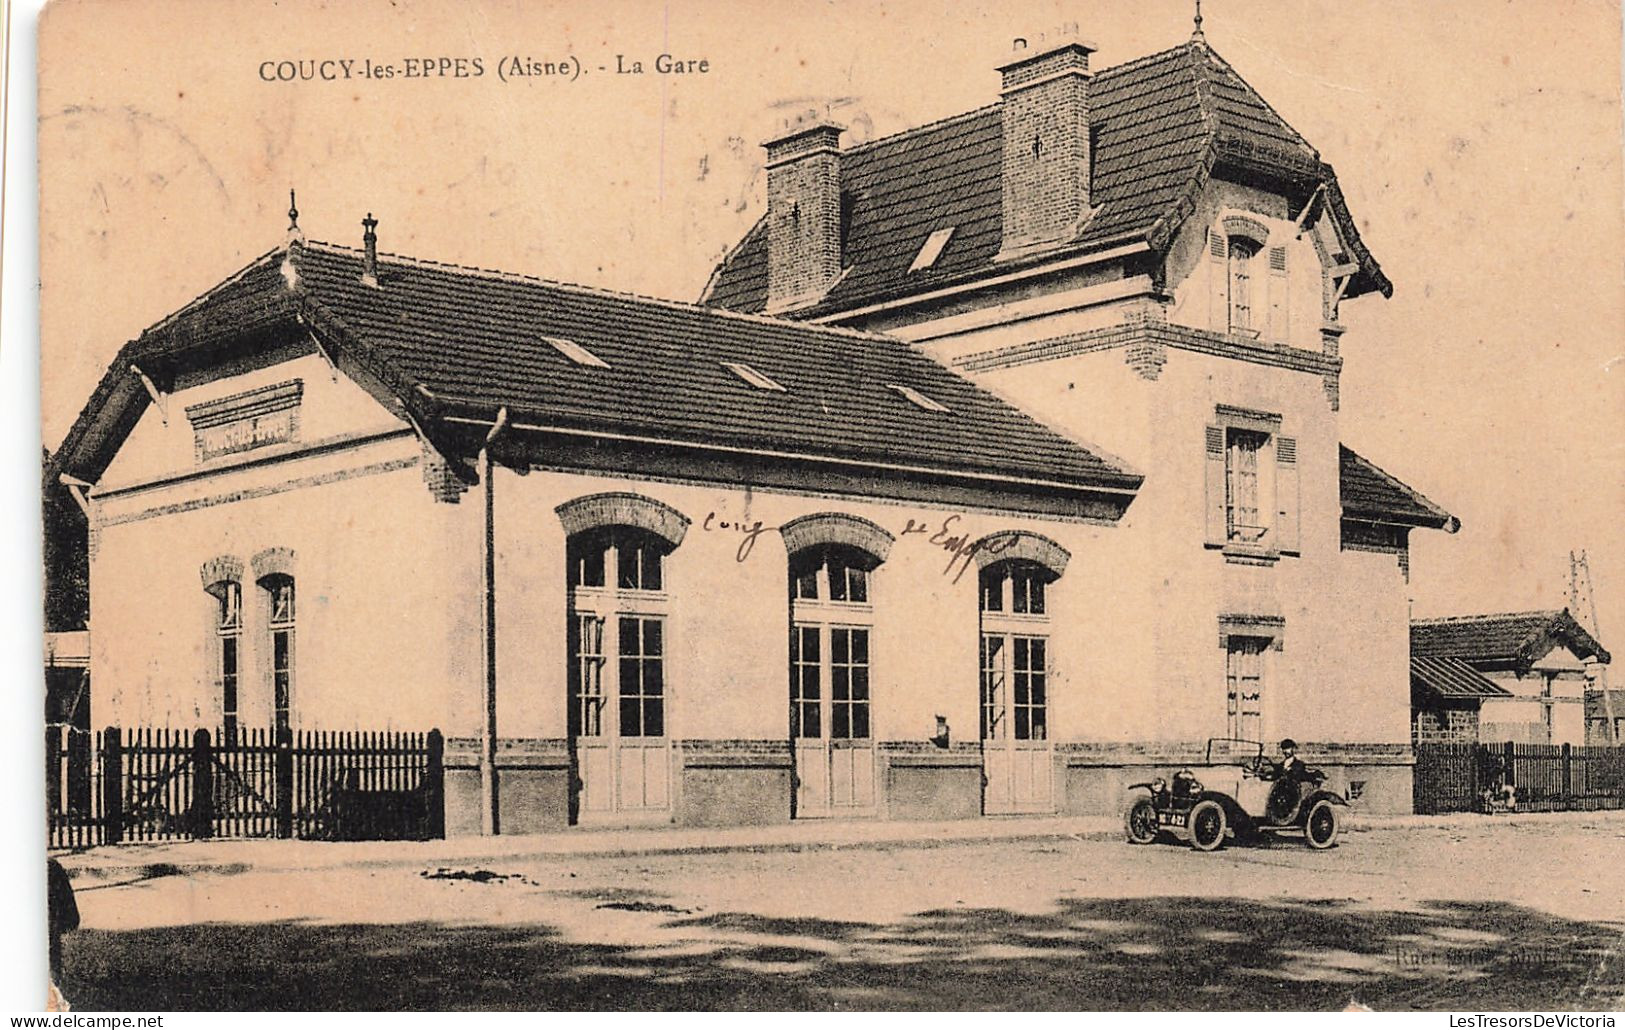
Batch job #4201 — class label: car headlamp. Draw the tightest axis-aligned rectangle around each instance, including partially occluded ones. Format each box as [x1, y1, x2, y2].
[1151, 777, 1166, 793]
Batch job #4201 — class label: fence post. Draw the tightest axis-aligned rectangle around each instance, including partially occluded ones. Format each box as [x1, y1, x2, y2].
[1503, 740, 1516, 796]
[45, 725, 62, 838]
[192, 728, 214, 839]
[103, 726, 124, 846]
[275, 726, 294, 839]
[1561, 742, 1573, 808]
[426, 729, 445, 840]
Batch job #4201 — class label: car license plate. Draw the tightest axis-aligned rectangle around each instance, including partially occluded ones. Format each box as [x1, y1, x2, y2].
[1158, 812, 1186, 828]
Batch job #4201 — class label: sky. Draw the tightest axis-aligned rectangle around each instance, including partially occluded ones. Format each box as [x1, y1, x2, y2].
[34, 0, 1625, 643]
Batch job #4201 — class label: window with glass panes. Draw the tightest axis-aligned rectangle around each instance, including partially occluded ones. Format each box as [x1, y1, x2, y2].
[980, 560, 1054, 742]
[210, 580, 242, 741]
[789, 546, 876, 741]
[1227, 237, 1259, 332]
[1225, 428, 1267, 542]
[1225, 636, 1266, 740]
[262, 575, 294, 734]
[567, 528, 669, 741]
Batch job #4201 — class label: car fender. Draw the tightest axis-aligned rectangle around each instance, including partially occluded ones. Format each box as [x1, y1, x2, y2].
[1196, 790, 1253, 832]
[1303, 789, 1349, 809]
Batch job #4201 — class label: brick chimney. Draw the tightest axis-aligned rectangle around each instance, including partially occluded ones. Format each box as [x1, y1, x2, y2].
[996, 29, 1096, 261]
[361, 212, 379, 287]
[762, 120, 845, 312]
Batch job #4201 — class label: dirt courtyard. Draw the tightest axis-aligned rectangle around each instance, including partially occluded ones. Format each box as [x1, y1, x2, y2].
[58, 818, 1625, 1011]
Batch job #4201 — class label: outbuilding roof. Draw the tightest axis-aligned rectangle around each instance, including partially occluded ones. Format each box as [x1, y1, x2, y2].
[1340, 446, 1458, 531]
[703, 38, 1388, 318]
[1410, 657, 1513, 701]
[1411, 610, 1612, 667]
[51, 240, 1143, 512]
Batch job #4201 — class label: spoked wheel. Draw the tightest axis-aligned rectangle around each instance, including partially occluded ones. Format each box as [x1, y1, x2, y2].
[1188, 799, 1227, 851]
[1304, 799, 1340, 849]
[1124, 798, 1158, 845]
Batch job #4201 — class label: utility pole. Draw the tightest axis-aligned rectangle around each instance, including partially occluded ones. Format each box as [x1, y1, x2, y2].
[1570, 550, 1616, 744]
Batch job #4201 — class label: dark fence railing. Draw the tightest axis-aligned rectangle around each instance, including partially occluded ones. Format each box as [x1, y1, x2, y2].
[1414, 741, 1625, 815]
[48, 725, 443, 849]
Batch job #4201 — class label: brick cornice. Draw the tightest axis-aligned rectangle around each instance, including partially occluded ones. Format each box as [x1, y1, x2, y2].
[955, 321, 1344, 379]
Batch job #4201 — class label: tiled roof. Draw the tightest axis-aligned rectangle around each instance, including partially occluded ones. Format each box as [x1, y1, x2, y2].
[703, 39, 1387, 318]
[1340, 445, 1458, 531]
[1411, 656, 1512, 700]
[52, 241, 1143, 506]
[1411, 610, 1612, 666]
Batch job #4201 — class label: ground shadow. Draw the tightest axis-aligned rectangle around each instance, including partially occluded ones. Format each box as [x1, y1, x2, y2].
[61, 895, 1623, 1011]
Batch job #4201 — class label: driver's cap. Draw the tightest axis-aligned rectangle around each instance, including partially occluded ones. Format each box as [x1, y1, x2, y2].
[1279, 738, 1298, 750]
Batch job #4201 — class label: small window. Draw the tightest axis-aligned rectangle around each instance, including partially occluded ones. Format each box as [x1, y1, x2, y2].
[908, 227, 955, 272]
[1227, 237, 1260, 334]
[887, 384, 949, 413]
[545, 336, 610, 369]
[980, 560, 1053, 616]
[722, 361, 786, 392]
[216, 581, 242, 632]
[569, 528, 666, 592]
[789, 545, 876, 605]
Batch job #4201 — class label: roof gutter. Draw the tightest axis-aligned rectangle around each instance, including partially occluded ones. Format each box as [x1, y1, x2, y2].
[436, 411, 1142, 498]
[1344, 509, 1461, 534]
[804, 241, 1151, 325]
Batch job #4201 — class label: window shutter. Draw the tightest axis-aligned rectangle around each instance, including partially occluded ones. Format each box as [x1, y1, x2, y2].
[1205, 424, 1228, 545]
[1208, 231, 1227, 330]
[1275, 435, 1300, 553]
[1267, 246, 1289, 342]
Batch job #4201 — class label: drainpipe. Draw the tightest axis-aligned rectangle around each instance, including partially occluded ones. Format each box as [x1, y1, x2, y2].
[479, 406, 509, 834]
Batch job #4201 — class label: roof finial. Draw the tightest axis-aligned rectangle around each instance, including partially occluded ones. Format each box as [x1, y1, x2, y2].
[1192, 0, 1205, 39]
[286, 188, 304, 243]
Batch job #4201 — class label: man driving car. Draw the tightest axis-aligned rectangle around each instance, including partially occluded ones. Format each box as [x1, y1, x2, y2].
[1266, 738, 1317, 822]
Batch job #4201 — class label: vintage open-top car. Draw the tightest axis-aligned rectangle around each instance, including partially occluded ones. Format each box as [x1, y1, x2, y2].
[1122, 738, 1348, 851]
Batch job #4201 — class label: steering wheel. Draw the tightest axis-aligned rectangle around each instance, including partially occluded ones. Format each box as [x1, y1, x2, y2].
[1254, 757, 1281, 782]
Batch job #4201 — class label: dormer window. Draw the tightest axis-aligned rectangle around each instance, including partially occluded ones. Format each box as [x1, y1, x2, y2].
[887, 384, 949, 413]
[722, 361, 786, 392]
[1227, 237, 1259, 334]
[908, 227, 955, 273]
[545, 336, 609, 369]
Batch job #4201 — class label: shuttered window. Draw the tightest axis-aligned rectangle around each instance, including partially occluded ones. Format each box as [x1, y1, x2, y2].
[1204, 413, 1299, 554]
[1267, 246, 1290, 341]
[1227, 238, 1260, 333]
[1225, 429, 1267, 542]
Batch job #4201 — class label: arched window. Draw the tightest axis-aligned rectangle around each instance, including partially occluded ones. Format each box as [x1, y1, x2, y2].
[568, 527, 670, 740]
[1227, 236, 1259, 333]
[566, 525, 674, 818]
[788, 541, 882, 815]
[979, 559, 1056, 744]
[259, 574, 295, 735]
[206, 578, 242, 742]
[789, 545, 877, 740]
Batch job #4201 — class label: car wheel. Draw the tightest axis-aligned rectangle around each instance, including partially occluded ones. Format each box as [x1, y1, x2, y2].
[1188, 799, 1227, 851]
[1304, 799, 1340, 849]
[1124, 798, 1158, 845]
